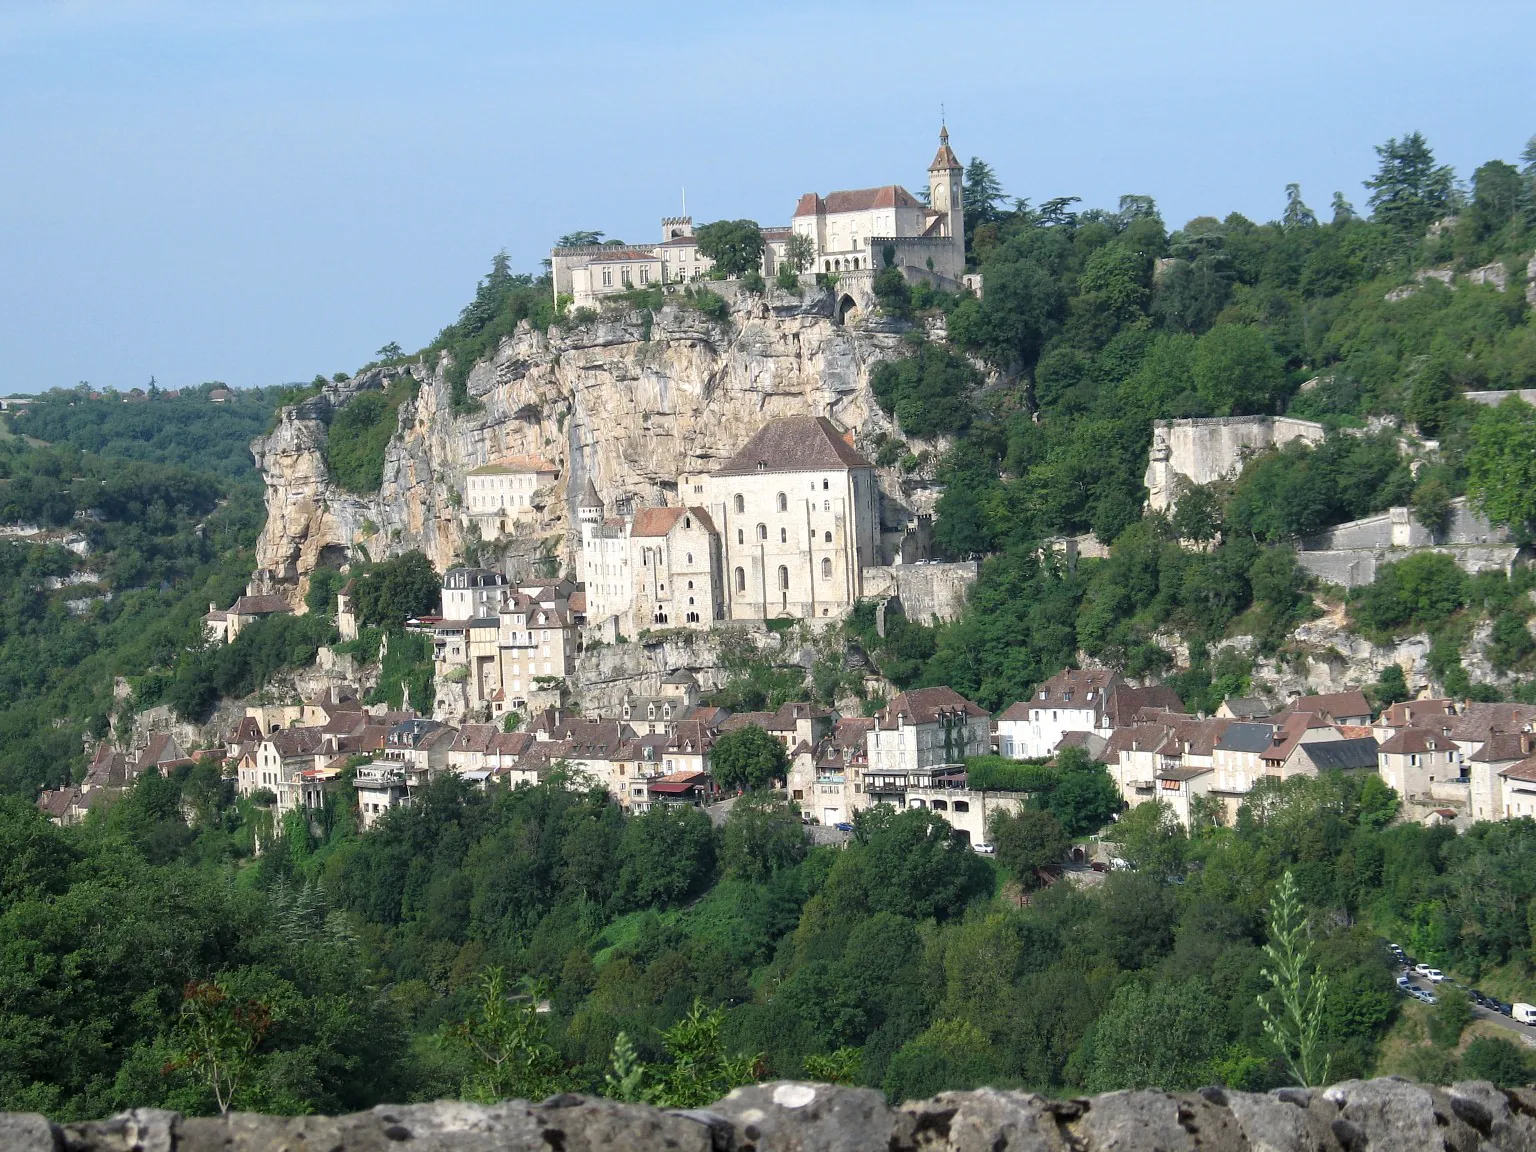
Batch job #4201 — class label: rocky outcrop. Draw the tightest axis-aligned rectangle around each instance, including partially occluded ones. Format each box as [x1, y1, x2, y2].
[18, 1077, 1536, 1152]
[253, 290, 914, 602]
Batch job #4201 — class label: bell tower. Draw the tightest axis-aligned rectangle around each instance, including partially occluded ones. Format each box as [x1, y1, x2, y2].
[927, 124, 966, 279]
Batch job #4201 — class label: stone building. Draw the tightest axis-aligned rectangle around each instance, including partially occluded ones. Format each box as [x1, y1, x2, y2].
[432, 573, 580, 718]
[704, 416, 882, 624]
[464, 457, 559, 538]
[630, 506, 724, 630]
[792, 125, 967, 287]
[1144, 415, 1326, 515]
[863, 687, 990, 804]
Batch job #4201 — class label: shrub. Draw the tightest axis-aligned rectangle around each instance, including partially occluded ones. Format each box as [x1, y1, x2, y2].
[1348, 552, 1468, 639]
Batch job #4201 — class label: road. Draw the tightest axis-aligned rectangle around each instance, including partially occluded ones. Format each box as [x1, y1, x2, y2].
[1399, 967, 1536, 1047]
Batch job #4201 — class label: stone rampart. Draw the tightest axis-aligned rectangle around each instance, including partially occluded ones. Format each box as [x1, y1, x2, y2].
[1294, 497, 1519, 588]
[14, 1077, 1536, 1152]
[860, 560, 977, 623]
[1295, 545, 1520, 589]
[1466, 389, 1536, 408]
[1146, 416, 1325, 514]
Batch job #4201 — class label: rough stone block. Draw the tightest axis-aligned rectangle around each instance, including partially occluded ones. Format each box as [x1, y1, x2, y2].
[0, 1114, 58, 1152]
[710, 1081, 911, 1151]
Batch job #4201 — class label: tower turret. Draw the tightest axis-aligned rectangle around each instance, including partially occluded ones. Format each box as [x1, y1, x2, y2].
[927, 124, 966, 277]
[577, 477, 603, 527]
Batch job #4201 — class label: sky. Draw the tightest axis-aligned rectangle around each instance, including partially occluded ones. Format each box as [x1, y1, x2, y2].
[2, 0, 1533, 393]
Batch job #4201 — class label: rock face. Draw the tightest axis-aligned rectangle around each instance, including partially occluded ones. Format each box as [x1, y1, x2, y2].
[253, 289, 913, 602]
[19, 1077, 1536, 1152]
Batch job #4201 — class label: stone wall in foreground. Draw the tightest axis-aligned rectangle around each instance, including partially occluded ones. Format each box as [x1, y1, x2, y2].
[11, 1076, 1536, 1152]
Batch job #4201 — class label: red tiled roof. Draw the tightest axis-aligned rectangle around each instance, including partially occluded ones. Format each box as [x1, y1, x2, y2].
[792, 186, 924, 218]
[1279, 690, 1371, 722]
[229, 594, 292, 616]
[878, 686, 987, 726]
[1377, 727, 1447, 756]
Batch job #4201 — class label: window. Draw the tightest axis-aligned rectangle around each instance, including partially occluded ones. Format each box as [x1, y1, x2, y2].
[824, 530, 832, 543]
[621, 268, 632, 286]
[737, 528, 744, 544]
[953, 800, 970, 813]
[735, 567, 746, 592]
[734, 494, 744, 513]
[757, 524, 767, 540]
[639, 267, 650, 284]
[684, 517, 691, 529]
[778, 566, 789, 590]
[823, 500, 830, 511]
[823, 479, 829, 490]
[779, 527, 787, 543]
[685, 553, 692, 564]
[776, 492, 787, 512]
[821, 557, 832, 579]
[602, 268, 612, 287]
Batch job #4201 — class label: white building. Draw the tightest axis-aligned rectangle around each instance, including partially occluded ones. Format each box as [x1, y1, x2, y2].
[994, 669, 1183, 761]
[704, 415, 882, 624]
[440, 568, 507, 622]
[864, 687, 990, 805]
[465, 457, 559, 538]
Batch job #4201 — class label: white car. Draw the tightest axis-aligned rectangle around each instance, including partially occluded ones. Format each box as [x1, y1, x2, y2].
[1414, 963, 1434, 976]
[1425, 969, 1445, 983]
[973, 843, 996, 855]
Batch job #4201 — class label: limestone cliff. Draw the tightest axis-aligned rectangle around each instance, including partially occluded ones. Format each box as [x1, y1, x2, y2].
[254, 287, 921, 599]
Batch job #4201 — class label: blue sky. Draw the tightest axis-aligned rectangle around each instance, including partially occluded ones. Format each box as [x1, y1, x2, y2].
[2, 0, 1533, 393]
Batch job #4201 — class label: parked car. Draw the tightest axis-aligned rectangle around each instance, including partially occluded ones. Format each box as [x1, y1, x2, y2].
[834, 822, 853, 832]
[1498, 1001, 1515, 1017]
[1415, 989, 1438, 1004]
[1395, 975, 1412, 990]
[973, 843, 996, 855]
[1425, 969, 1445, 983]
[1414, 963, 1434, 976]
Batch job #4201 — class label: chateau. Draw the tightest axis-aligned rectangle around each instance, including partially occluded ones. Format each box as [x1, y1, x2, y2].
[551, 127, 967, 310]
[579, 415, 883, 637]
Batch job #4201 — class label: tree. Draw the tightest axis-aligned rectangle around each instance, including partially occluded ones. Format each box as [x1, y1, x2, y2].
[695, 220, 765, 280]
[1042, 750, 1121, 835]
[616, 803, 715, 909]
[709, 724, 788, 792]
[1107, 799, 1186, 875]
[870, 343, 979, 439]
[721, 792, 806, 882]
[1282, 183, 1318, 229]
[858, 806, 992, 921]
[166, 978, 273, 1114]
[948, 257, 1061, 370]
[1330, 192, 1356, 224]
[989, 808, 1068, 888]
[556, 231, 605, 248]
[1467, 397, 1536, 535]
[1257, 870, 1330, 1087]
[882, 1018, 1001, 1102]
[375, 342, 403, 362]
[438, 967, 566, 1103]
[1460, 1036, 1534, 1087]
[351, 551, 440, 626]
[604, 1000, 761, 1107]
[1085, 979, 1224, 1092]
[1427, 986, 1473, 1049]
[1364, 132, 1455, 240]
[1190, 325, 1285, 416]
[783, 231, 815, 273]
[963, 158, 1007, 228]
[1171, 484, 1225, 544]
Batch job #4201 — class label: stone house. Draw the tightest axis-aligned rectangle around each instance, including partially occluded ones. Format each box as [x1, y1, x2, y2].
[464, 457, 559, 538]
[1467, 732, 1531, 820]
[447, 724, 498, 774]
[1377, 727, 1464, 801]
[788, 716, 872, 826]
[202, 594, 291, 644]
[628, 506, 724, 630]
[354, 762, 411, 831]
[1280, 691, 1373, 727]
[383, 719, 457, 776]
[864, 687, 990, 805]
[995, 669, 1183, 761]
[1499, 754, 1536, 819]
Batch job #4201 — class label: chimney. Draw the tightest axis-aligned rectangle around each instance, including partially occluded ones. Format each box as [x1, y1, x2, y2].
[1523, 732, 1531, 757]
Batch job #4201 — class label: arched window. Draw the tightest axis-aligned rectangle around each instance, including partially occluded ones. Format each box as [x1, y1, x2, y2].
[733, 494, 744, 513]
[824, 260, 831, 272]
[641, 549, 649, 566]
[737, 528, 744, 544]
[823, 479, 829, 490]
[853, 257, 860, 269]
[823, 530, 832, 543]
[757, 523, 767, 540]
[685, 553, 693, 564]
[823, 500, 830, 511]
[821, 557, 832, 579]
[735, 567, 746, 592]
[684, 516, 691, 529]
[779, 527, 787, 543]
[778, 566, 789, 590]
[687, 580, 694, 589]
[776, 492, 787, 512]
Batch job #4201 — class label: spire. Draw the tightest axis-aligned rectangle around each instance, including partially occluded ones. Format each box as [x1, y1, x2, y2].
[578, 477, 602, 509]
[929, 123, 961, 173]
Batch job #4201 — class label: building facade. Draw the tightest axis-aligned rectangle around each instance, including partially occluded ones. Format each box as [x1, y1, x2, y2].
[464, 457, 559, 538]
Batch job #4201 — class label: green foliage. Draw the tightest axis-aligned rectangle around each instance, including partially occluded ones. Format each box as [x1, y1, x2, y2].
[325, 373, 418, 495]
[349, 551, 440, 627]
[1460, 1037, 1534, 1087]
[964, 755, 1057, 793]
[1257, 871, 1331, 1086]
[438, 968, 566, 1103]
[721, 792, 806, 881]
[694, 220, 765, 280]
[1364, 132, 1455, 243]
[783, 231, 815, 274]
[1190, 324, 1287, 415]
[1348, 552, 1468, 640]
[428, 251, 557, 410]
[685, 287, 730, 321]
[617, 803, 716, 910]
[1228, 435, 1411, 543]
[882, 1018, 1001, 1103]
[989, 808, 1068, 886]
[870, 343, 979, 439]
[605, 1000, 762, 1107]
[1426, 986, 1473, 1049]
[1084, 979, 1225, 1092]
[1468, 397, 1536, 536]
[709, 724, 789, 793]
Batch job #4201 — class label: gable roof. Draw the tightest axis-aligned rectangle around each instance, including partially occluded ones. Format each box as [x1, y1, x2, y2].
[1377, 727, 1447, 755]
[630, 506, 714, 538]
[1472, 732, 1533, 763]
[228, 594, 292, 617]
[1378, 698, 1457, 728]
[792, 185, 925, 218]
[1217, 722, 1278, 755]
[878, 686, 988, 727]
[1280, 690, 1371, 722]
[713, 417, 871, 476]
[467, 456, 558, 476]
[1297, 737, 1381, 772]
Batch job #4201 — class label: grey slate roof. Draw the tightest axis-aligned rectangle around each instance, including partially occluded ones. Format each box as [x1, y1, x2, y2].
[1216, 722, 1277, 755]
[1297, 737, 1380, 771]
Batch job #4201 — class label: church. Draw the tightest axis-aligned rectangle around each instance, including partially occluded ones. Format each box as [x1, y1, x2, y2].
[578, 416, 883, 637]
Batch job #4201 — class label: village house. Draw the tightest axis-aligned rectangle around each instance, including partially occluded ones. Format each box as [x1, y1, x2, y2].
[788, 716, 872, 826]
[994, 669, 1183, 761]
[1377, 727, 1465, 802]
[864, 687, 990, 807]
[1466, 732, 1530, 820]
[203, 593, 291, 644]
[1279, 690, 1372, 727]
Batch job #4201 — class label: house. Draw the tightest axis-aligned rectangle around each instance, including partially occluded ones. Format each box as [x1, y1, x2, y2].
[1468, 732, 1533, 820]
[1499, 753, 1536, 819]
[246, 728, 326, 810]
[1286, 737, 1381, 777]
[788, 717, 872, 826]
[1279, 690, 1372, 726]
[864, 687, 990, 806]
[135, 732, 189, 777]
[1377, 728, 1463, 801]
[432, 572, 580, 717]
[1258, 712, 1340, 778]
[354, 762, 411, 830]
[383, 719, 457, 776]
[1151, 718, 1231, 826]
[447, 724, 499, 774]
[1375, 698, 1457, 738]
[642, 770, 718, 809]
[1212, 723, 1276, 799]
[995, 670, 1184, 761]
[1216, 697, 1273, 721]
[203, 594, 292, 644]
